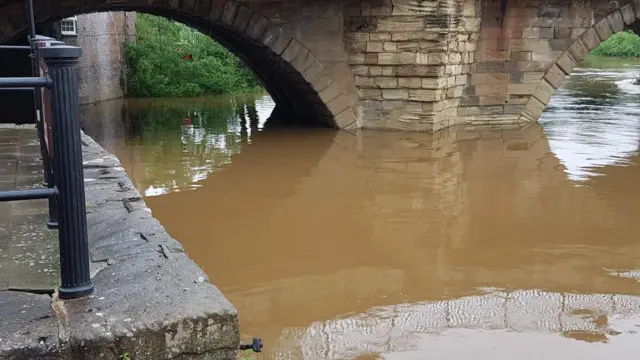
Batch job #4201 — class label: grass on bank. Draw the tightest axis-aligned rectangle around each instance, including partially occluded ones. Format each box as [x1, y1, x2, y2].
[124, 14, 262, 98]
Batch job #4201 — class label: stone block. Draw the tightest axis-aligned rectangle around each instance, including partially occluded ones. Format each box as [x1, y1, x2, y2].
[382, 66, 396, 76]
[397, 65, 445, 77]
[555, 52, 577, 74]
[377, 17, 425, 31]
[347, 41, 367, 52]
[334, 108, 358, 128]
[507, 83, 537, 95]
[511, 52, 532, 61]
[262, 26, 291, 55]
[367, 42, 384, 52]
[359, 88, 382, 100]
[376, 77, 398, 88]
[523, 72, 545, 83]
[571, 28, 588, 40]
[521, 97, 546, 121]
[478, 50, 509, 62]
[209, 0, 225, 21]
[220, 0, 238, 26]
[245, 13, 269, 40]
[479, 94, 508, 105]
[567, 39, 588, 62]
[475, 61, 510, 72]
[383, 42, 397, 51]
[620, 4, 636, 25]
[522, 27, 540, 38]
[504, 104, 526, 115]
[512, 61, 553, 72]
[483, 105, 504, 115]
[458, 106, 482, 116]
[352, 66, 369, 76]
[318, 81, 342, 104]
[327, 94, 352, 116]
[470, 73, 509, 86]
[409, 89, 440, 101]
[594, 18, 614, 41]
[532, 79, 555, 104]
[232, 5, 252, 31]
[476, 83, 507, 96]
[580, 28, 601, 51]
[391, 31, 441, 41]
[382, 89, 410, 100]
[365, 53, 379, 64]
[422, 77, 447, 89]
[355, 76, 375, 87]
[539, 27, 554, 39]
[508, 94, 530, 105]
[607, 10, 625, 33]
[348, 53, 366, 64]
[532, 50, 564, 62]
[304, 62, 333, 91]
[510, 39, 550, 52]
[548, 39, 573, 51]
[635, 0, 640, 18]
[281, 39, 303, 63]
[398, 77, 422, 88]
[378, 52, 417, 65]
[349, 33, 371, 42]
[460, 95, 480, 106]
[370, 33, 392, 41]
[290, 48, 315, 75]
[544, 64, 566, 89]
[398, 41, 420, 51]
[370, 66, 383, 76]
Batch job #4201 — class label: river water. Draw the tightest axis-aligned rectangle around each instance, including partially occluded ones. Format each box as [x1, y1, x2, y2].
[81, 56, 640, 359]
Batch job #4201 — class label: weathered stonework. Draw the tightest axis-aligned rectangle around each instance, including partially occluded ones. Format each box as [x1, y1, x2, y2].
[1, 0, 639, 132]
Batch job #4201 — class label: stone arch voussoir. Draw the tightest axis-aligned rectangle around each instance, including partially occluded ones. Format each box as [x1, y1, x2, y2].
[519, 1, 640, 123]
[0, 0, 359, 129]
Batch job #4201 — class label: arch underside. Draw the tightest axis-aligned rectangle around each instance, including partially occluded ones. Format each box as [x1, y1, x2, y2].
[0, 0, 355, 129]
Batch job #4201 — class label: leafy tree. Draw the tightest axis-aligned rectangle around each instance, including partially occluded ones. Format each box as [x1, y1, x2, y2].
[591, 30, 640, 58]
[124, 14, 262, 97]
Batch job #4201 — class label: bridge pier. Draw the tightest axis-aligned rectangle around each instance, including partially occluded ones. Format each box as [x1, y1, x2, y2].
[1, 0, 640, 133]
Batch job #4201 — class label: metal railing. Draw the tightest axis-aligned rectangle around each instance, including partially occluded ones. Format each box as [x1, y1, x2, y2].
[0, 0, 94, 300]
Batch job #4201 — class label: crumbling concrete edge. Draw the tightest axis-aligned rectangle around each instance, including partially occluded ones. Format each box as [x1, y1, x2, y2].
[0, 126, 239, 360]
[63, 132, 240, 359]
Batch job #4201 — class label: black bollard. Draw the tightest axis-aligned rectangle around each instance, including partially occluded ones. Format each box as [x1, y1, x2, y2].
[41, 45, 94, 299]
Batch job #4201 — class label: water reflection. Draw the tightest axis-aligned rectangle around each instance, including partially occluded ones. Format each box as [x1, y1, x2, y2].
[541, 55, 640, 182]
[81, 56, 640, 359]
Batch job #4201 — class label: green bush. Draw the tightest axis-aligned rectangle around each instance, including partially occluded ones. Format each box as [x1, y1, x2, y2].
[124, 14, 262, 97]
[590, 30, 640, 58]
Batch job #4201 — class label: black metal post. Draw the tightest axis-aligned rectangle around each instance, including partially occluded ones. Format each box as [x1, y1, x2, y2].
[41, 45, 94, 300]
[26, 0, 36, 40]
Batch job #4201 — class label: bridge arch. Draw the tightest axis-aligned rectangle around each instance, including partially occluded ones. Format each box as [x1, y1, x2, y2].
[0, 0, 359, 129]
[518, 1, 640, 123]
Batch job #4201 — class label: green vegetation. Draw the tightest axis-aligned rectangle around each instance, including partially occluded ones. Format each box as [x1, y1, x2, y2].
[590, 30, 640, 58]
[124, 14, 262, 98]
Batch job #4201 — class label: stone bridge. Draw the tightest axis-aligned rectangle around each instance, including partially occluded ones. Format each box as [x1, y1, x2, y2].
[1, 0, 639, 131]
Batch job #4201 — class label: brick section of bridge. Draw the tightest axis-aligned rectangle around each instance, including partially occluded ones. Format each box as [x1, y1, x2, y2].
[1, 0, 639, 131]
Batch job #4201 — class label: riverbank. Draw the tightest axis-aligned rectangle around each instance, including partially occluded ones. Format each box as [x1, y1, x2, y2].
[0, 125, 238, 359]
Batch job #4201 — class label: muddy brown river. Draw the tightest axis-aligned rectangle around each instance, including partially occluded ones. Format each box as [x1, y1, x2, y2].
[82, 55, 640, 359]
